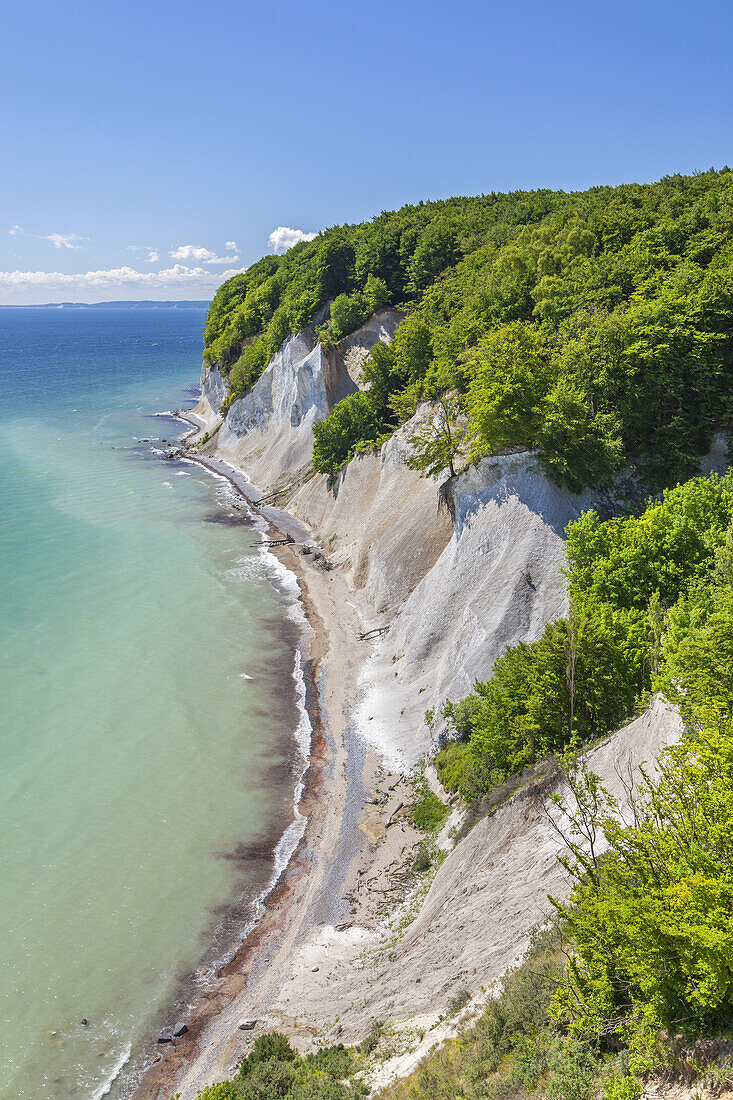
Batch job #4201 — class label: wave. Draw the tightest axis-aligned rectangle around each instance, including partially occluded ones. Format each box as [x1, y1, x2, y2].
[90, 1043, 132, 1100]
[118, 438, 316, 1097]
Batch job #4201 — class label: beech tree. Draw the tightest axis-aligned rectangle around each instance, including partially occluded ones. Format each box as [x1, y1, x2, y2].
[405, 394, 465, 479]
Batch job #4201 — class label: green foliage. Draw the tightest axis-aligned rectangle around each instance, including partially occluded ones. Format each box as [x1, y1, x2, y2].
[410, 843, 433, 875]
[385, 724, 733, 1100]
[206, 170, 733, 492]
[438, 473, 733, 799]
[655, 582, 733, 715]
[603, 1075, 642, 1100]
[410, 786, 448, 832]
[312, 392, 389, 477]
[363, 275, 390, 313]
[359, 1021, 383, 1056]
[404, 395, 465, 478]
[433, 739, 476, 797]
[552, 721, 733, 1040]
[446, 989, 471, 1016]
[437, 610, 644, 798]
[191, 1033, 367, 1100]
[238, 1034, 297, 1078]
[228, 338, 270, 399]
[466, 322, 550, 459]
[538, 377, 625, 491]
[194, 1085, 239, 1100]
[328, 294, 368, 342]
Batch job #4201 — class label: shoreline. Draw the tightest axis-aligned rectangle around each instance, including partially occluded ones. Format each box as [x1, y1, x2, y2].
[127, 412, 376, 1099]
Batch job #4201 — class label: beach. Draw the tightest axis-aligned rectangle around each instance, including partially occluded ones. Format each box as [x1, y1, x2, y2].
[131, 426, 426, 1100]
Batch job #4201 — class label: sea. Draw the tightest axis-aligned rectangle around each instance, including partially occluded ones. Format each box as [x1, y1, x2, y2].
[0, 306, 308, 1099]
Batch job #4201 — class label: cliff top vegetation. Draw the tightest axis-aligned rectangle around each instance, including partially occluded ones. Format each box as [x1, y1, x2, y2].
[206, 169, 733, 489]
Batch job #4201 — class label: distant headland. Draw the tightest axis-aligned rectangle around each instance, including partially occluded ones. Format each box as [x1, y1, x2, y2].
[0, 300, 210, 309]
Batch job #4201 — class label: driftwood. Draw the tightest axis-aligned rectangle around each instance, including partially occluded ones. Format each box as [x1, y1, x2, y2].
[386, 802, 404, 828]
[264, 534, 294, 546]
[358, 626, 390, 641]
[256, 484, 295, 505]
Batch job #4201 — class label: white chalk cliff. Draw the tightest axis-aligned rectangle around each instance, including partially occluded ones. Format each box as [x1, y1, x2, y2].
[189, 311, 698, 1084]
[197, 314, 614, 765]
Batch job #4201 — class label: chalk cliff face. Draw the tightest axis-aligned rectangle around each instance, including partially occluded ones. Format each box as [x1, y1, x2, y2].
[270, 694, 684, 1088]
[284, 404, 454, 613]
[203, 321, 731, 770]
[201, 363, 227, 415]
[352, 449, 599, 766]
[203, 316, 603, 766]
[193, 315, 699, 1087]
[203, 309, 402, 491]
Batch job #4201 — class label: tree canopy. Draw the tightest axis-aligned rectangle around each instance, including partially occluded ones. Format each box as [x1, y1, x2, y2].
[205, 169, 733, 487]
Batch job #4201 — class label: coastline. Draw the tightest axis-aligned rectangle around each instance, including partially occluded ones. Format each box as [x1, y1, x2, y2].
[127, 412, 415, 1100]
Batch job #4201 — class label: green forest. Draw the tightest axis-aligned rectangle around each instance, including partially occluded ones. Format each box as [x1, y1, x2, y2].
[205, 169, 733, 488]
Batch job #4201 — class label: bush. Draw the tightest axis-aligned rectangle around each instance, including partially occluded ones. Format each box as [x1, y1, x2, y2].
[552, 723, 733, 1039]
[411, 843, 433, 875]
[328, 294, 367, 341]
[194, 1085, 239, 1100]
[410, 787, 448, 832]
[359, 1021, 383, 1055]
[312, 392, 389, 476]
[192, 1031, 366, 1100]
[238, 1033, 296, 1079]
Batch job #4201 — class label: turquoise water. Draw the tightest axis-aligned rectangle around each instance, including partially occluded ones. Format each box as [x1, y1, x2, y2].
[0, 309, 305, 1099]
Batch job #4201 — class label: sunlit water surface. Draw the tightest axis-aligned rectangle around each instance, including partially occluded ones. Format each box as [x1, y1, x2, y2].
[0, 308, 303, 1099]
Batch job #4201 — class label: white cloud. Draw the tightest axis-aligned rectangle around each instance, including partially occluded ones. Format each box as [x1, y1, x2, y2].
[225, 240, 237, 250]
[0, 264, 245, 302]
[9, 226, 87, 248]
[268, 226, 317, 254]
[0, 264, 246, 287]
[169, 244, 238, 265]
[44, 232, 86, 250]
[125, 244, 159, 262]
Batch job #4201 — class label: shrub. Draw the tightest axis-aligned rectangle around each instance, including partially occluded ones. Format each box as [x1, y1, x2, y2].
[410, 787, 448, 832]
[359, 1020, 383, 1055]
[193, 1085, 238, 1100]
[328, 294, 367, 341]
[411, 843, 433, 875]
[552, 722, 733, 1036]
[312, 392, 388, 476]
[238, 1032, 296, 1080]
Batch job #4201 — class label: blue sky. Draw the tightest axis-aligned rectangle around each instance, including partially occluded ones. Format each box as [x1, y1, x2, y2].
[2, 0, 731, 303]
